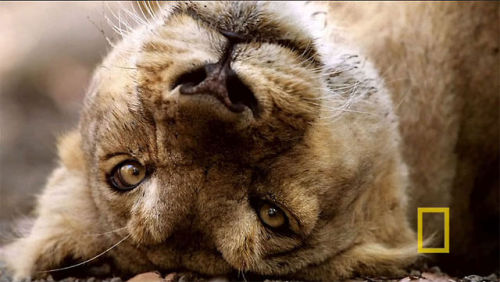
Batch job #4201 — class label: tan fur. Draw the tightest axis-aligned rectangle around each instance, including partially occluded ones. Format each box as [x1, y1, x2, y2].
[326, 2, 499, 272]
[2, 2, 498, 280]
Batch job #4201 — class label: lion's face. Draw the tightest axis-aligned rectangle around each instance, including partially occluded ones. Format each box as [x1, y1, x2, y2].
[77, 1, 413, 278]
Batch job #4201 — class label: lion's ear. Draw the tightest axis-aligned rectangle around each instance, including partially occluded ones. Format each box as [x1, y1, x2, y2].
[57, 130, 85, 172]
[2, 130, 104, 280]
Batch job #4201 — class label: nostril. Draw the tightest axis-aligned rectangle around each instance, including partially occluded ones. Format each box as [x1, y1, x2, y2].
[171, 66, 207, 90]
[176, 62, 259, 116]
[227, 70, 259, 115]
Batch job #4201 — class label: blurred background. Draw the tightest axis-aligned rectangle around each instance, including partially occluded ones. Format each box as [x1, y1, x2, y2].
[0, 2, 133, 242]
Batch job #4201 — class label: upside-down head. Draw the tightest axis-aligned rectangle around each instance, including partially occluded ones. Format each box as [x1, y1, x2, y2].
[4, 2, 417, 280]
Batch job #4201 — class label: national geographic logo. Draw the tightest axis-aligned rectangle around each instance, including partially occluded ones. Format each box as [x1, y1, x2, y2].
[417, 207, 450, 253]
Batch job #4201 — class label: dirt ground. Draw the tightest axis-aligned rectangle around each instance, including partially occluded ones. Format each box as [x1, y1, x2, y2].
[0, 263, 497, 282]
[0, 2, 498, 282]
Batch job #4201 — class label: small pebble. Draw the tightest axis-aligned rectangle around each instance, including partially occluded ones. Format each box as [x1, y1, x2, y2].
[429, 266, 442, 274]
[462, 274, 498, 282]
[164, 273, 177, 282]
[410, 269, 422, 277]
[127, 272, 163, 282]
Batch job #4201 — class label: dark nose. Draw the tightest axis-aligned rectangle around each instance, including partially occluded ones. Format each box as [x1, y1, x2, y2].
[175, 58, 258, 114]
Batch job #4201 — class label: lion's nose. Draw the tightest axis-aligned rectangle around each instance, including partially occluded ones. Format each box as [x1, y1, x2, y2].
[176, 56, 258, 114]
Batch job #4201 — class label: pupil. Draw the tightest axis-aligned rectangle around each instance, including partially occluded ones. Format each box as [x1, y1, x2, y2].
[268, 207, 277, 217]
[131, 166, 140, 176]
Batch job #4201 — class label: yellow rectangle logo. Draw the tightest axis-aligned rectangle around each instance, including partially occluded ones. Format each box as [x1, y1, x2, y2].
[417, 207, 450, 253]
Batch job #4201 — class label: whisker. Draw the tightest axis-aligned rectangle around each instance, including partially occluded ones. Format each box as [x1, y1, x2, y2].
[118, 9, 135, 35]
[136, 2, 150, 26]
[38, 234, 131, 273]
[144, 1, 160, 23]
[105, 2, 128, 38]
[83, 226, 128, 237]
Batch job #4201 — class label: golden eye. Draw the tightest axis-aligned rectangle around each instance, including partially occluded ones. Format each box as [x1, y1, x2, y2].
[258, 202, 287, 229]
[109, 160, 146, 191]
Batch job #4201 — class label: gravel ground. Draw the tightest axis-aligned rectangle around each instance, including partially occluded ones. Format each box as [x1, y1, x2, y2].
[0, 260, 497, 282]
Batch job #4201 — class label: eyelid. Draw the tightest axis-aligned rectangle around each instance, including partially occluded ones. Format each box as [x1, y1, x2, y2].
[101, 153, 135, 175]
[101, 152, 131, 161]
[273, 202, 303, 236]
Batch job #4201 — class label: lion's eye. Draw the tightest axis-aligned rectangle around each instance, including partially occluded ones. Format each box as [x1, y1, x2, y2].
[109, 160, 146, 191]
[258, 202, 287, 229]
